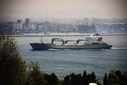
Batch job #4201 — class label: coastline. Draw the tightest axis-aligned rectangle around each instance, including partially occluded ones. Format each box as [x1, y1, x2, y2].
[10, 33, 127, 37]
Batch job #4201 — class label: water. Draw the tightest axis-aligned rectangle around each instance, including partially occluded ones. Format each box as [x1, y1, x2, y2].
[14, 35, 127, 81]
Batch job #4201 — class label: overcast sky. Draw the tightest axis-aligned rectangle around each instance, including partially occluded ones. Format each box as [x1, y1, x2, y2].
[0, 0, 127, 21]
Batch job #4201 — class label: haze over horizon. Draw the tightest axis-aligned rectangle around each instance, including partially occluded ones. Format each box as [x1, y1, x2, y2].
[0, 0, 127, 22]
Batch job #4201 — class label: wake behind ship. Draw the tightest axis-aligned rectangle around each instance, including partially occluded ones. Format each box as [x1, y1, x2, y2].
[30, 34, 112, 50]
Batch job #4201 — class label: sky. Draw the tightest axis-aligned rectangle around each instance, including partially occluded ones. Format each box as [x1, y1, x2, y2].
[0, 0, 127, 21]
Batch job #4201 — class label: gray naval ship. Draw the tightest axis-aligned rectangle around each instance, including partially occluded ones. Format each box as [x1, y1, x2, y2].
[30, 34, 112, 50]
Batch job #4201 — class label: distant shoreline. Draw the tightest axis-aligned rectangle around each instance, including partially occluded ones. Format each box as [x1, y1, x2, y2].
[10, 33, 127, 37]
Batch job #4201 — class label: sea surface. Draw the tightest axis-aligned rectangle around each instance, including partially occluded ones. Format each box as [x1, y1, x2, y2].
[14, 34, 127, 82]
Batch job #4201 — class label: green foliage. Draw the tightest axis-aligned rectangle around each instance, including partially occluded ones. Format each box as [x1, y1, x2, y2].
[103, 73, 108, 85]
[62, 71, 98, 85]
[103, 70, 127, 85]
[0, 36, 59, 85]
[62, 75, 70, 85]
[26, 62, 60, 85]
[0, 35, 27, 85]
[44, 73, 58, 85]
[26, 62, 49, 85]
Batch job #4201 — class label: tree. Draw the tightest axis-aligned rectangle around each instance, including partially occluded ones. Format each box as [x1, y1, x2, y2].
[44, 73, 58, 85]
[103, 73, 108, 85]
[63, 75, 70, 85]
[108, 70, 120, 85]
[83, 70, 87, 85]
[104, 70, 127, 85]
[26, 62, 49, 85]
[0, 35, 27, 85]
[87, 72, 97, 84]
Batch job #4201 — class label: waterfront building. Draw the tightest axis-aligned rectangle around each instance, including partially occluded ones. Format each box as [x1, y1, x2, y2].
[30, 23, 37, 30]
[24, 18, 30, 28]
[11, 19, 23, 30]
[17, 19, 22, 23]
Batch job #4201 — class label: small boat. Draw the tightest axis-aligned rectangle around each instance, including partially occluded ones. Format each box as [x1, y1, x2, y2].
[30, 34, 112, 50]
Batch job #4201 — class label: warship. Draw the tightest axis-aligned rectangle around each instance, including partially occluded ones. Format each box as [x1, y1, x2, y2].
[30, 34, 112, 50]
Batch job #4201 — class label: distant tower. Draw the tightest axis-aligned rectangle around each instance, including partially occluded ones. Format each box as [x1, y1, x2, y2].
[17, 19, 23, 30]
[25, 18, 30, 28]
[84, 18, 88, 24]
[17, 19, 22, 23]
[91, 23, 96, 33]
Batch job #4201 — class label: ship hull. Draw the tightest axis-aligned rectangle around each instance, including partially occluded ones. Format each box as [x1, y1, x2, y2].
[30, 43, 112, 50]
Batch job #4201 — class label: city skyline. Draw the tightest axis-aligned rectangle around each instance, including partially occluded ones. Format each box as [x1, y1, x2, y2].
[0, 0, 127, 22]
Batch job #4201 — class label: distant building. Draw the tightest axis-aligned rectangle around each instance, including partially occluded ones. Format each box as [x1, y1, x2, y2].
[24, 18, 30, 28]
[17, 19, 22, 23]
[0, 22, 14, 34]
[78, 23, 96, 33]
[78, 24, 88, 33]
[30, 23, 37, 30]
[16, 19, 23, 29]
[11, 19, 23, 30]
[84, 18, 88, 24]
